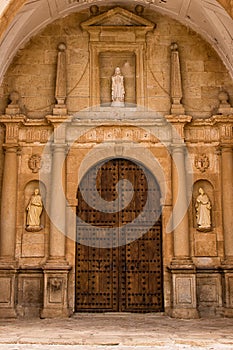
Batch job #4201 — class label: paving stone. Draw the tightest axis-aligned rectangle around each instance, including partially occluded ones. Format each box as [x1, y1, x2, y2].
[0, 314, 233, 349]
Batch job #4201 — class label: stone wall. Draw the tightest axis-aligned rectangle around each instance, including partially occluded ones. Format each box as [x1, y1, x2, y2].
[1, 7, 233, 118]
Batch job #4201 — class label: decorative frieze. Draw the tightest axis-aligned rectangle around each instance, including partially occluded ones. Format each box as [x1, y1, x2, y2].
[22, 128, 50, 143]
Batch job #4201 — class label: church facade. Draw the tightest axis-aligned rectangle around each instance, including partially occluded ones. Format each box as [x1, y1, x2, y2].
[0, 1, 232, 319]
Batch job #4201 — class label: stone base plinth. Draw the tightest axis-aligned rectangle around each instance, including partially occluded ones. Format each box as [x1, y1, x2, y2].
[41, 260, 71, 318]
[0, 266, 17, 318]
[224, 308, 233, 317]
[171, 103, 185, 115]
[53, 104, 67, 115]
[222, 265, 233, 316]
[171, 308, 199, 319]
[169, 260, 199, 319]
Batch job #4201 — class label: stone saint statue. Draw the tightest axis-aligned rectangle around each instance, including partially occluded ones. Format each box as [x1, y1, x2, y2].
[26, 188, 43, 231]
[111, 67, 125, 107]
[195, 187, 211, 230]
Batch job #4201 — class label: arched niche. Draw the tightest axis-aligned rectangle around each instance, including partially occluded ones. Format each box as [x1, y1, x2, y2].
[24, 180, 46, 232]
[192, 180, 215, 231]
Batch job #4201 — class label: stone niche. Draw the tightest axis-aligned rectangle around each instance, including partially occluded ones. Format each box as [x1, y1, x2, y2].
[99, 51, 136, 105]
[81, 6, 155, 108]
[22, 180, 46, 258]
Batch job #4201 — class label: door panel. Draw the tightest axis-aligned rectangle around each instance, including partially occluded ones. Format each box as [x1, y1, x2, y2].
[76, 158, 163, 312]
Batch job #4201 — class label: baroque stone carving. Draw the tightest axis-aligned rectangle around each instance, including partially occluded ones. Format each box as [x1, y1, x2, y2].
[194, 154, 210, 173]
[28, 154, 42, 173]
[195, 188, 211, 231]
[26, 189, 43, 232]
[111, 67, 125, 107]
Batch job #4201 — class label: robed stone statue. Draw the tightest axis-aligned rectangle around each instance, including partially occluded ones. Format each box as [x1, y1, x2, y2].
[195, 187, 211, 230]
[111, 67, 125, 107]
[26, 188, 43, 231]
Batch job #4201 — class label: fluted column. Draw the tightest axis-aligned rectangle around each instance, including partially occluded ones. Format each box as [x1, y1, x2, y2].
[221, 145, 233, 260]
[0, 145, 19, 259]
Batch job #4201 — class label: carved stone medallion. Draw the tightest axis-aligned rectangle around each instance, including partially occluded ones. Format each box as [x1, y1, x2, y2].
[194, 154, 209, 173]
[28, 154, 42, 173]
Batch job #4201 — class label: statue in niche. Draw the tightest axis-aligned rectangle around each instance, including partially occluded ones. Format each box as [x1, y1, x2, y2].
[111, 67, 125, 107]
[195, 187, 211, 230]
[26, 189, 43, 232]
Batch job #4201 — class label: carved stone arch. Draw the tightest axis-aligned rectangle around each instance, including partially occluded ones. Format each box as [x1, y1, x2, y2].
[76, 143, 167, 205]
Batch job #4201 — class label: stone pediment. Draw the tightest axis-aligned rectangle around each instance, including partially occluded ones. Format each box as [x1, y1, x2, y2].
[81, 7, 156, 36]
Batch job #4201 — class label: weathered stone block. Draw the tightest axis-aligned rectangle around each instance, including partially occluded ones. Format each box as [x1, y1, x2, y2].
[22, 233, 45, 258]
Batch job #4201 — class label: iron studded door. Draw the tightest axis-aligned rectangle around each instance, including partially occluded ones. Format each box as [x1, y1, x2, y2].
[76, 158, 163, 312]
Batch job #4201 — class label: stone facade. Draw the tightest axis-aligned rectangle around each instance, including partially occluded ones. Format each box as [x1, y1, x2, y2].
[0, 5, 232, 318]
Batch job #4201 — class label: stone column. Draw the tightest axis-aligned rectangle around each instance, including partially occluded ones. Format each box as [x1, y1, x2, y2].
[166, 115, 198, 319]
[221, 145, 233, 261]
[0, 115, 24, 318]
[49, 143, 67, 260]
[221, 144, 233, 317]
[171, 145, 190, 260]
[0, 145, 18, 259]
[215, 116, 233, 316]
[41, 117, 71, 318]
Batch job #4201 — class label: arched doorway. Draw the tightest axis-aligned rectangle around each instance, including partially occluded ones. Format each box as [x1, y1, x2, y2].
[75, 158, 163, 312]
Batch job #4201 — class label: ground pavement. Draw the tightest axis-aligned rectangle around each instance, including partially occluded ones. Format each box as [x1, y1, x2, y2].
[0, 313, 233, 350]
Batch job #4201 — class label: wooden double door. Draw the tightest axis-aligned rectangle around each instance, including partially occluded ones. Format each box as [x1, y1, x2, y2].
[76, 158, 163, 312]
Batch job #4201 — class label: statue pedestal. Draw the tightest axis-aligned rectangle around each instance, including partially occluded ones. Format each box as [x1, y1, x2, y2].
[169, 260, 199, 319]
[0, 262, 17, 318]
[111, 101, 125, 107]
[41, 260, 71, 318]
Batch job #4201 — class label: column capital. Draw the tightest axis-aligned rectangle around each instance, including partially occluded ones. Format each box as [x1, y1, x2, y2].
[51, 142, 68, 155]
[46, 115, 71, 125]
[166, 115, 192, 141]
[220, 144, 233, 152]
[2, 143, 21, 154]
[46, 115, 71, 143]
[0, 114, 26, 124]
[171, 143, 186, 152]
[0, 115, 26, 144]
